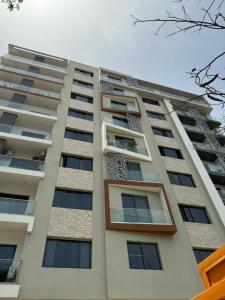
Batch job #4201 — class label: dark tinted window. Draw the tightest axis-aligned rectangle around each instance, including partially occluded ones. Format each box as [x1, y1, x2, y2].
[108, 75, 121, 82]
[73, 79, 93, 89]
[113, 116, 128, 128]
[53, 189, 92, 210]
[122, 194, 150, 223]
[193, 248, 214, 263]
[147, 111, 165, 120]
[75, 68, 93, 77]
[127, 242, 162, 270]
[43, 239, 91, 268]
[21, 79, 33, 87]
[61, 155, 93, 171]
[34, 56, 44, 62]
[152, 127, 173, 138]
[179, 205, 211, 224]
[126, 161, 143, 181]
[111, 100, 127, 110]
[159, 146, 183, 159]
[168, 172, 195, 187]
[22, 131, 46, 139]
[143, 98, 160, 106]
[68, 109, 93, 121]
[28, 66, 39, 73]
[64, 129, 93, 143]
[70, 93, 93, 103]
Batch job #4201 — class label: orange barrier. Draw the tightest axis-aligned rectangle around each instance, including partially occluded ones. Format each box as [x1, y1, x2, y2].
[191, 244, 225, 300]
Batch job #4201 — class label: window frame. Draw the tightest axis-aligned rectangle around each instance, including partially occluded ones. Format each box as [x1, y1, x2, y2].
[53, 189, 92, 210]
[68, 109, 93, 121]
[179, 205, 211, 224]
[159, 146, 183, 159]
[142, 98, 160, 106]
[167, 171, 196, 187]
[74, 68, 93, 78]
[147, 111, 166, 120]
[61, 154, 93, 171]
[73, 79, 93, 89]
[64, 128, 93, 143]
[70, 93, 93, 104]
[152, 127, 173, 138]
[127, 242, 162, 270]
[193, 248, 215, 263]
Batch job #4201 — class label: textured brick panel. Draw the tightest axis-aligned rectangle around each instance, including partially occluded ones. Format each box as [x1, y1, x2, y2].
[155, 135, 179, 149]
[172, 185, 206, 206]
[62, 139, 93, 157]
[66, 116, 94, 132]
[69, 99, 93, 113]
[163, 157, 190, 173]
[185, 222, 223, 248]
[48, 207, 92, 239]
[57, 167, 93, 190]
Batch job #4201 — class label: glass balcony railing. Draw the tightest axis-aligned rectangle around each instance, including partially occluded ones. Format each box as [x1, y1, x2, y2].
[0, 197, 35, 215]
[0, 123, 51, 141]
[110, 208, 172, 224]
[0, 259, 21, 283]
[204, 163, 225, 175]
[0, 99, 56, 117]
[0, 65, 64, 85]
[103, 101, 139, 113]
[4, 54, 66, 73]
[104, 117, 141, 133]
[183, 124, 203, 133]
[0, 80, 60, 99]
[0, 154, 45, 172]
[107, 138, 148, 155]
[127, 170, 161, 182]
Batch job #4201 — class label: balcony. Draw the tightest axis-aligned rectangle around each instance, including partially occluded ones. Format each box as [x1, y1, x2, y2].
[4, 54, 66, 74]
[0, 64, 64, 85]
[0, 80, 61, 100]
[110, 208, 172, 225]
[0, 154, 45, 178]
[127, 170, 161, 182]
[0, 197, 35, 233]
[103, 100, 139, 114]
[204, 163, 225, 185]
[0, 123, 51, 143]
[184, 124, 205, 143]
[0, 99, 57, 119]
[193, 142, 218, 162]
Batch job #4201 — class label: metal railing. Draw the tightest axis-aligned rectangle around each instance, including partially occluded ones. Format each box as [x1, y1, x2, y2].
[107, 138, 148, 155]
[0, 99, 56, 117]
[0, 197, 35, 215]
[110, 208, 172, 224]
[0, 154, 45, 172]
[0, 259, 21, 283]
[0, 80, 60, 99]
[0, 123, 51, 140]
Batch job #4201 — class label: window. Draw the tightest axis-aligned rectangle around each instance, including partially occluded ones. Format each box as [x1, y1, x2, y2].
[126, 162, 143, 181]
[193, 248, 215, 263]
[34, 56, 44, 62]
[108, 75, 121, 82]
[127, 242, 162, 270]
[179, 205, 211, 224]
[20, 79, 33, 87]
[122, 194, 150, 223]
[0, 193, 29, 215]
[43, 239, 91, 268]
[152, 127, 173, 138]
[159, 146, 183, 159]
[75, 68, 93, 77]
[61, 155, 93, 171]
[167, 171, 196, 187]
[147, 111, 166, 120]
[111, 100, 127, 111]
[53, 189, 92, 210]
[112, 116, 128, 128]
[71, 93, 93, 104]
[115, 136, 136, 152]
[143, 98, 160, 106]
[64, 129, 93, 143]
[68, 109, 93, 121]
[113, 87, 124, 95]
[22, 131, 46, 139]
[28, 66, 39, 73]
[73, 79, 93, 89]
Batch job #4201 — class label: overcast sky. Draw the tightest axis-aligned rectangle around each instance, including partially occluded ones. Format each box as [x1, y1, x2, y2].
[0, 0, 223, 118]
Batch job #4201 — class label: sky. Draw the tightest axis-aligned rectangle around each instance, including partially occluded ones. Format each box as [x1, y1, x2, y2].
[0, 0, 224, 119]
